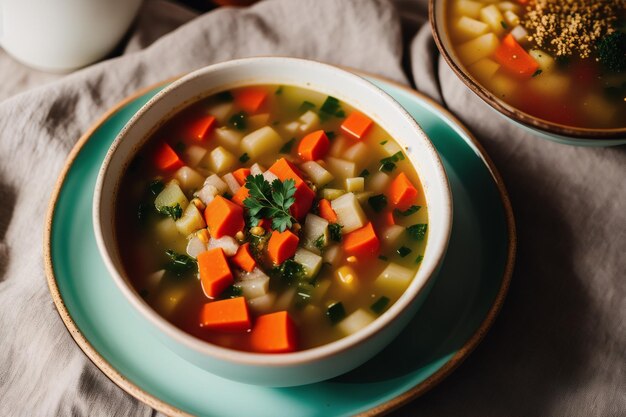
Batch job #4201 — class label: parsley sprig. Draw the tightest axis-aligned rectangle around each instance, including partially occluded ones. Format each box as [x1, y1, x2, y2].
[243, 174, 297, 232]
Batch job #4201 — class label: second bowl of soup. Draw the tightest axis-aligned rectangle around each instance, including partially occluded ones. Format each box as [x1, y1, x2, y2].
[94, 57, 452, 386]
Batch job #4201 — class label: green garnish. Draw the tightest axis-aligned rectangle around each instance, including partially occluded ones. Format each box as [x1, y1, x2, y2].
[407, 223, 428, 241]
[295, 282, 315, 307]
[220, 285, 243, 299]
[500, 20, 508, 30]
[243, 174, 297, 232]
[272, 259, 305, 283]
[239, 153, 250, 163]
[370, 296, 390, 314]
[326, 302, 346, 324]
[397, 246, 412, 257]
[320, 96, 345, 120]
[280, 138, 295, 154]
[275, 86, 283, 95]
[216, 91, 234, 102]
[325, 131, 336, 140]
[328, 223, 343, 242]
[532, 69, 543, 77]
[368, 194, 387, 213]
[314, 235, 326, 251]
[380, 140, 388, 145]
[157, 204, 183, 220]
[228, 112, 247, 131]
[415, 255, 424, 264]
[359, 169, 370, 178]
[148, 179, 164, 196]
[395, 205, 420, 216]
[299, 101, 316, 112]
[222, 192, 233, 200]
[379, 151, 405, 172]
[378, 255, 388, 261]
[164, 250, 197, 276]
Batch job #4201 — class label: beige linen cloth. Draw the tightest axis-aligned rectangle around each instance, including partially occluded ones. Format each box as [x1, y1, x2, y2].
[0, 0, 624, 416]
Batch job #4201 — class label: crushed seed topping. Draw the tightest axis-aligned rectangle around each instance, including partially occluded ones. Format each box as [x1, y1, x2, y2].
[524, 0, 626, 58]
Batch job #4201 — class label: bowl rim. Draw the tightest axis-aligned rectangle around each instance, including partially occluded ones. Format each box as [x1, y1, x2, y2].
[92, 56, 453, 367]
[429, 0, 626, 140]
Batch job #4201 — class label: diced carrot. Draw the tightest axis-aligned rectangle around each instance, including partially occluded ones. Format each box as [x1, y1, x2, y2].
[318, 199, 338, 223]
[199, 297, 250, 332]
[234, 88, 268, 114]
[343, 222, 380, 257]
[388, 172, 418, 211]
[268, 158, 315, 220]
[494, 34, 539, 79]
[198, 248, 234, 298]
[249, 311, 297, 353]
[383, 210, 395, 226]
[231, 186, 250, 207]
[231, 243, 256, 272]
[340, 111, 373, 140]
[267, 230, 299, 265]
[233, 168, 251, 186]
[297, 130, 330, 161]
[204, 195, 245, 238]
[153, 141, 184, 171]
[188, 115, 216, 142]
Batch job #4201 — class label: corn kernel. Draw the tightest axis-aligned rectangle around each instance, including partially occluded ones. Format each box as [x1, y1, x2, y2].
[250, 226, 265, 236]
[196, 229, 209, 244]
[346, 256, 357, 263]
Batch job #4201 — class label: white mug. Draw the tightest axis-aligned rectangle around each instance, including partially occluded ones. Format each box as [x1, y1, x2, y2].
[0, 0, 142, 72]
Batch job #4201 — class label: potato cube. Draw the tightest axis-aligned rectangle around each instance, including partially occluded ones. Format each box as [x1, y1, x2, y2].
[241, 126, 283, 159]
[529, 49, 555, 73]
[510, 25, 529, 43]
[468, 58, 501, 84]
[322, 188, 346, 201]
[381, 225, 405, 251]
[303, 213, 329, 254]
[203, 174, 229, 194]
[503, 10, 520, 27]
[331, 192, 367, 233]
[175, 203, 206, 236]
[487, 74, 518, 99]
[343, 142, 371, 169]
[374, 263, 415, 297]
[345, 177, 365, 193]
[174, 166, 205, 194]
[155, 182, 189, 212]
[300, 161, 334, 187]
[247, 292, 276, 315]
[454, 16, 489, 41]
[368, 172, 391, 193]
[214, 127, 243, 152]
[454, 0, 483, 19]
[381, 140, 403, 157]
[479, 5, 505, 35]
[298, 110, 320, 134]
[294, 248, 323, 278]
[248, 113, 270, 131]
[528, 72, 570, 98]
[457, 33, 500, 66]
[182, 145, 207, 168]
[322, 244, 343, 266]
[337, 309, 375, 336]
[207, 102, 233, 124]
[326, 157, 357, 179]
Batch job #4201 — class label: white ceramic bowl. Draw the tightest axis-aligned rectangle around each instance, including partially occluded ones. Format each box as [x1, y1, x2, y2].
[93, 57, 453, 386]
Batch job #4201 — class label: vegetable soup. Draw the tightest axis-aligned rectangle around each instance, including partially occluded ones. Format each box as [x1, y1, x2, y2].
[446, 0, 626, 129]
[116, 85, 428, 353]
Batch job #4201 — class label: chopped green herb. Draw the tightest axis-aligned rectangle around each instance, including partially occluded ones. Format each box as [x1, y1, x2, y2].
[228, 112, 247, 131]
[275, 86, 283, 95]
[370, 296, 390, 314]
[325, 131, 336, 140]
[157, 203, 183, 220]
[500, 20, 508, 30]
[216, 91, 234, 102]
[148, 179, 164, 196]
[295, 282, 315, 307]
[395, 205, 421, 216]
[326, 302, 346, 324]
[222, 192, 232, 200]
[368, 194, 387, 213]
[314, 234, 326, 251]
[407, 223, 428, 241]
[359, 169, 370, 178]
[379, 151, 406, 172]
[299, 101, 316, 112]
[335, 109, 346, 118]
[380, 140, 388, 145]
[164, 250, 197, 276]
[239, 153, 250, 163]
[272, 259, 305, 283]
[243, 174, 297, 232]
[415, 254, 424, 264]
[378, 255, 388, 261]
[220, 285, 243, 299]
[329, 223, 343, 242]
[532, 69, 543, 77]
[319, 96, 345, 119]
[310, 199, 320, 215]
[280, 138, 295, 154]
[397, 246, 412, 257]
[379, 161, 396, 173]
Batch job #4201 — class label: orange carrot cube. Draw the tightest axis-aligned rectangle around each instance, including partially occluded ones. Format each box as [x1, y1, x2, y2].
[231, 186, 250, 207]
[235, 88, 268, 113]
[153, 141, 184, 171]
[233, 168, 251, 186]
[204, 195, 245, 238]
[297, 130, 330, 161]
[388, 172, 418, 211]
[267, 229, 299, 265]
[199, 297, 250, 332]
[340, 111, 373, 140]
[268, 158, 315, 220]
[343, 222, 380, 257]
[318, 198, 338, 223]
[249, 311, 297, 353]
[188, 115, 216, 142]
[198, 248, 234, 298]
[231, 243, 256, 272]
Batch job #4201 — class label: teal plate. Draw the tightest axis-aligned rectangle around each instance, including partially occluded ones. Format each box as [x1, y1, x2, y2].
[45, 74, 515, 416]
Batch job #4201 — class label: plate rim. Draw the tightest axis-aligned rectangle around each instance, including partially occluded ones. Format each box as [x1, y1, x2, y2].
[43, 71, 516, 417]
